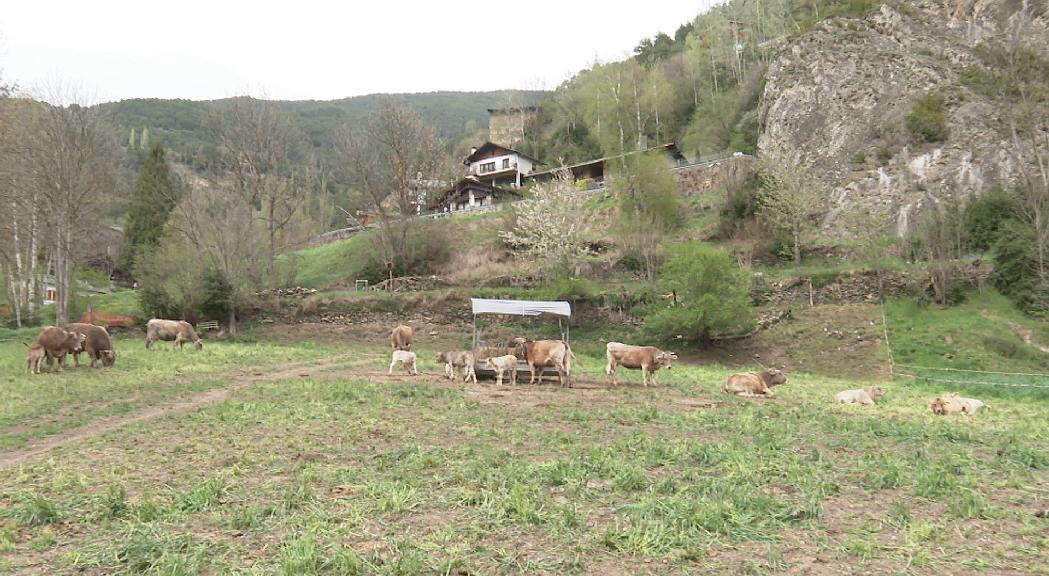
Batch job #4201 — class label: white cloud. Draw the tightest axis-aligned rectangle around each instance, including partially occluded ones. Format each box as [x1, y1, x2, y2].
[0, 1, 718, 101]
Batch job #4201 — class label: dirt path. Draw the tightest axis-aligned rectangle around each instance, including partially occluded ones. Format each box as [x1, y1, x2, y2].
[0, 355, 354, 470]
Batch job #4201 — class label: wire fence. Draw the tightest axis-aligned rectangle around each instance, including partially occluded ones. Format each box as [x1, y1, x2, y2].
[882, 303, 1049, 390]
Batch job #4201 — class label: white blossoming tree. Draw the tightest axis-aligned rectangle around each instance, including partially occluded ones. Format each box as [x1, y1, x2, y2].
[500, 169, 594, 278]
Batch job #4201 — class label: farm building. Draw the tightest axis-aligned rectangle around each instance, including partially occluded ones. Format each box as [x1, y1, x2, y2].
[428, 177, 522, 214]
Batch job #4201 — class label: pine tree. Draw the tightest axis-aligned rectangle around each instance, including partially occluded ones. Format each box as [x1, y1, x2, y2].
[121, 143, 179, 274]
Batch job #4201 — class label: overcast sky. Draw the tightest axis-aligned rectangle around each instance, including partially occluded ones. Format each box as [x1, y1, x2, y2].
[0, 1, 720, 103]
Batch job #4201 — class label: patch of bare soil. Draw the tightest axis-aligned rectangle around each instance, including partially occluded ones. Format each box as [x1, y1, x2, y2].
[0, 355, 354, 469]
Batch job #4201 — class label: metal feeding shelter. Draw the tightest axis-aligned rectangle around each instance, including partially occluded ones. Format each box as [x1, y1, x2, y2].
[470, 298, 571, 378]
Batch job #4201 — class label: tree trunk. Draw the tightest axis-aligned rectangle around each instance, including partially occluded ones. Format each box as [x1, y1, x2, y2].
[228, 300, 237, 336]
[793, 226, 802, 265]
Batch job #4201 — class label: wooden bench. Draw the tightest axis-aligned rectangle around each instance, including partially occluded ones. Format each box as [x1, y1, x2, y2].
[196, 320, 220, 332]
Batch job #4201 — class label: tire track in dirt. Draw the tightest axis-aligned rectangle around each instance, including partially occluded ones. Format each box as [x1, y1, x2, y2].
[0, 355, 357, 469]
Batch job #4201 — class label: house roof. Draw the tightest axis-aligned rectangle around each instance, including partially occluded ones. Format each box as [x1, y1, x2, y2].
[464, 141, 544, 166]
[428, 178, 521, 209]
[529, 143, 687, 179]
[471, 298, 571, 318]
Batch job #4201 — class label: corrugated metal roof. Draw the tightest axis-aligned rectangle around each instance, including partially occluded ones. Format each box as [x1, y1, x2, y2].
[470, 298, 571, 317]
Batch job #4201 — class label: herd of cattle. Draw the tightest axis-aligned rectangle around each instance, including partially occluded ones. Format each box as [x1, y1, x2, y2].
[384, 325, 989, 414]
[18, 319, 987, 415]
[22, 318, 203, 374]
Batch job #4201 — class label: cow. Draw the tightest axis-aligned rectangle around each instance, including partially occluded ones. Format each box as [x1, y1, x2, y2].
[605, 342, 677, 387]
[722, 368, 789, 397]
[929, 392, 988, 415]
[512, 338, 575, 387]
[63, 323, 116, 368]
[391, 325, 413, 351]
[34, 326, 86, 372]
[388, 350, 419, 376]
[835, 385, 885, 406]
[436, 350, 477, 383]
[484, 354, 518, 386]
[146, 319, 203, 351]
[24, 343, 45, 375]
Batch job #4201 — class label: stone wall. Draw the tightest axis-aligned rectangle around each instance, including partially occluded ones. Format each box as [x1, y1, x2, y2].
[673, 155, 755, 196]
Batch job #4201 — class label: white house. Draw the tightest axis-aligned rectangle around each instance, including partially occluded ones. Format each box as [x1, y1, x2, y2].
[464, 141, 543, 188]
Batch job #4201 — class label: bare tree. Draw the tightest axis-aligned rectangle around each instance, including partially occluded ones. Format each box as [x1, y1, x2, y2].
[335, 100, 443, 271]
[0, 93, 43, 327]
[16, 87, 118, 324]
[757, 152, 827, 264]
[208, 96, 318, 286]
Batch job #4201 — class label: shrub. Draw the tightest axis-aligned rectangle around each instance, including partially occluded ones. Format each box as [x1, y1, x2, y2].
[718, 172, 761, 237]
[199, 270, 232, 322]
[542, 277, 597, 301]
[905, 93, 949, 143]
[645, 243, 752, 342]
[964, 187, 1016, 251]
[992, 220, 1049, 316]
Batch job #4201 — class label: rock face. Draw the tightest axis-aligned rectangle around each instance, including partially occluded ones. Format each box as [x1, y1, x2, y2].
[759, 1, 1049, 235]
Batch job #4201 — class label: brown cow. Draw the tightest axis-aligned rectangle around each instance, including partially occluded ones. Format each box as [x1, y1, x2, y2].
[605, 342, 677, 387]
[64, 323, 117, 368]
[436, 350, 477, 383]
[34, 326, 86, 372]
[146, 319, 203, 351]
[512, 338, 575, 387]
[723, 369, 788, 397]
[391, 325, 413, 351]
[24, 343, 45, 375]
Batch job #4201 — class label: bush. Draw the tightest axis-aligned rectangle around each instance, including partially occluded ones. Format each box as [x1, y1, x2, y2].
[542, 277, 597, 301]
[964, 187, 1016, 252]
[645, 243, 752, 342]
[360, 220, 454, 282]
[718, 172, 761, 237]
[199, 270, 232, 322]
[992, 220, 1049, 316]
[905, 93, 949, 143]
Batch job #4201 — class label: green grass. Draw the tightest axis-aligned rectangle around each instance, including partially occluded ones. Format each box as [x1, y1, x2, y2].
[286, 232, 377, 290]
[0, 335, 340, 450]
[1, 338, 1047, 574]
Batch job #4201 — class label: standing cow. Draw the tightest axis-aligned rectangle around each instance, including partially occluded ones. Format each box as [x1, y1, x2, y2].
[605, 342, 677, 387]
[436, 350, 477, 383]
[34, 326, 86, 372]
[391, 325, 413, 351]
[24, 343, 46, 375]
[64, 323, 117, 368]
[146, 319, 204, 351]
[512, 338, 575, 387]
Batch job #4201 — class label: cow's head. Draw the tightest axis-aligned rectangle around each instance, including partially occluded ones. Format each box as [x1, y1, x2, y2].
[101, 349, 117, 367]
[194, 338, 204, 351]
[761, 368, 788, 387]
[929, 397, 948, 415]
[484, 357, 496, 370]
[68, 332, 86, 352]
[869, 385, 885, 400]
[656, 351, 678, 369]
[435, 352, 448, 364]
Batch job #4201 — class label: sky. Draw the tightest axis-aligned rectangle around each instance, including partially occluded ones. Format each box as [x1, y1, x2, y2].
[0, 1, 720, 103]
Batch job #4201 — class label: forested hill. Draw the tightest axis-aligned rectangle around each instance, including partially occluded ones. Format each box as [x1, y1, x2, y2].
[99, 90, 543, 164]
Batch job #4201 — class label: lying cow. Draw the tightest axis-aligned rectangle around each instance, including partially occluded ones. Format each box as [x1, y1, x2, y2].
[391, 325, 413, 351]
[388, 350, 419, 376]
[484, 354, 518, 386]
[512, 338, 574, 387]
[436, 350, 477, 383]
[835, 385, 885, 406]
[146, 319, 203, 351]
[24, 343, 45, 375]
[64, 323, 117, 368]
[605, 342, 677, 387]
[929, 392, 988, 415]
[723, 368, 788, 398]
[34, 326, 86, 372]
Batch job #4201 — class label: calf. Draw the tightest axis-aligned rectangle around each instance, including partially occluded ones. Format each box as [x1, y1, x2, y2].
[391, 325, 413, 351]
[723, 369, 789, 398]
[64, 323, 117, 368]
[835, 386, 885, 406]
[929, 392, 988, 415]
[605, 342, 677, 387]
[388, 350, 419, 376]
[34, 326, 86, 372]
[24, 343, 45, 375]
[484, 354, 518, 386]
[146, 319, 203, 351]
[436, 350, 477, 383]
[512, 338, 574, 387]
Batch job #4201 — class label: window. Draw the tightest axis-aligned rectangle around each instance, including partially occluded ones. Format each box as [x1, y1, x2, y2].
[502, 158, 510, 169]
[479, 162, 496, 174]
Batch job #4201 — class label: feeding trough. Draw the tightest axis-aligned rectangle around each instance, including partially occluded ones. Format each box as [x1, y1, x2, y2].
[470, 298, 571, 380]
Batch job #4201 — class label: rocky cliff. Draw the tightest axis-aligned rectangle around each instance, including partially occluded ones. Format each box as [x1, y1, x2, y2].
[758, 0, 1049, 235]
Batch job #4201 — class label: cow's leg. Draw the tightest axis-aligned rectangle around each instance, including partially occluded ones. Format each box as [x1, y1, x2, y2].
[388, 359, 396, 375]
[642, 366, 650, 387]
[72, 351, 80, 368]
[528, 362, 537, 385]
[607, 360, 617, 386]
[466, 365, 477, 384]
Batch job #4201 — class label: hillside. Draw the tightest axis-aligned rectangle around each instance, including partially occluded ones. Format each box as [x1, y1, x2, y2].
[100, 90, 544, 164]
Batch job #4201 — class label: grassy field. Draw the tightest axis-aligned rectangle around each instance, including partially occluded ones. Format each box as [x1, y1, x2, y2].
[1, 331, 1046, 574]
